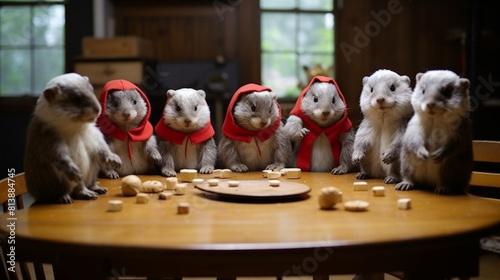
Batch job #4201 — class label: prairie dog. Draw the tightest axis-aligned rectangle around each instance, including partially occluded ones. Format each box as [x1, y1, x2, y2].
[155, 88, 217, 176]
[218, 84, 292, 172]
[283, 76, 355, 174]
[352, 69, 413, 183]
[24, 73, 121, 204]
[396, 70, 472, 194]
[97, 79, 162, 178]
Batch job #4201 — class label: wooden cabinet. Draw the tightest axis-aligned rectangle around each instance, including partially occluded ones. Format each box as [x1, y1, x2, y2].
[74, 58, 156, 98]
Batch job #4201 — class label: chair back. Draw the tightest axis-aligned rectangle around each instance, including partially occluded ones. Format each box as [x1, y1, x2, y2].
[0, 172, 51, 280]
[469, 140, 500, 198]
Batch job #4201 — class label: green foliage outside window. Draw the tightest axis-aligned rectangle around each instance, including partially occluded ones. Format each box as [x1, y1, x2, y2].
[261, 0, 334, 98]
[0, 3, 65, 97]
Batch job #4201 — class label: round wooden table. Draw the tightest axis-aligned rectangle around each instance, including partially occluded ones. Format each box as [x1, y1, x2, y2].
[2, 172, 500, 280]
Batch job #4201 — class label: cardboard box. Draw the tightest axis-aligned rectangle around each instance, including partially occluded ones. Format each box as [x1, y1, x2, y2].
[82, 36, 154, 58]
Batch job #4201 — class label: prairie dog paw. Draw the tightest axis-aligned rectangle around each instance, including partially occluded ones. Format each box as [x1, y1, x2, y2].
[416, 147, 429, 160]
[395, 181, 415, 191]
[352, 150, 365, 164]
[230, 163, 249, 173]
[383, 176, 400, 184]
[150, 150, 163, 164]
[89, 184, 107, 194]
[355, 172, 370, 180]
[106, 153, 122, 169]
[72, 188, 98, 200]
[199, 166, 214, 174]
[161, 167, 177, 177]
[104, 170, 120, 179]
[298, 128, 310, 138]
[265, 163, 284, 171]
[381, 150, 397, 164]
[57, 194, 74, 204]
[331, 165, 348, 175]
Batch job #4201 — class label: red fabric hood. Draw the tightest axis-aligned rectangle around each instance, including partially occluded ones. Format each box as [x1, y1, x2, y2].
[221, 83, 281, 143]
[96, 79, 153, 159]
[289, 76, 352, 171]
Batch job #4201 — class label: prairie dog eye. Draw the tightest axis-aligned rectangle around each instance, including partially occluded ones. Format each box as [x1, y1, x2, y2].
[132, 99, 137, 105]
[176, 105, 181, 112]
[390, 84, 395, 91]
[422, 89, 425, 95]
[194, 105, 198, 111]
[370, 87, 373, 93]
[332, 97, 336, 104]
[71, 96, 83, 105]
[313, 96, 318, 103]
[441, 85, 454, 98]
[251, 105, 256, 112]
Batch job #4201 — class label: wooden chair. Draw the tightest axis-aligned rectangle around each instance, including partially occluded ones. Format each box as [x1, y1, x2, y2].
[0, 172, 54, 280]
[469, 140, 500, 256]
[469, 140, 500, 198]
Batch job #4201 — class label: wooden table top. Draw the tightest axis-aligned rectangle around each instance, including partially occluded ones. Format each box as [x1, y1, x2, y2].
[3, 172, 500, 251]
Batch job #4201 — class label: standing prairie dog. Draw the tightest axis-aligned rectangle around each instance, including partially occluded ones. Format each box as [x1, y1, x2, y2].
[283, 76, 355, 174]
[352, 69, 413, 183]
[155, 88, 217, 176]
[396, 70, 473, 194]
[25, 73, 122, 204]
[218, 83, 292, 172]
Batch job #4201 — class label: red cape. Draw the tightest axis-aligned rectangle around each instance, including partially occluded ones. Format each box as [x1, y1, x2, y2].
[96, 79, 153, 159]
[221, 83, 281, 144]
[289, 76, 352, 171]
[155, 107, 215, 158]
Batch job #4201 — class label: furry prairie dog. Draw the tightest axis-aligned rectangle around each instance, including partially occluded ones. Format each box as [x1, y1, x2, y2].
[283, 76, 355, 174]
[155, 88, 217, 176]
[218, 84, 291, 172]
[396, 70, 472, 194]
[24, 73, 121, 204]
[352, 69, 413, 183]
[97, 80, 162, 178]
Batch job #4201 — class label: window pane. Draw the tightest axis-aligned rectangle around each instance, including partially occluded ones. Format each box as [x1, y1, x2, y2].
[299, 0, 333, 11]
[34, 48, 64, 92]
[0, 6, 31, 47]
[260, 0, 297, 10]
[34, 5, 65, 46]
[298, 54, 334, 84]
[261, 12, 296, 52]
[0, 49, 32, 96]
[262, 53, 300, 98]
[298, 13, 333, 53]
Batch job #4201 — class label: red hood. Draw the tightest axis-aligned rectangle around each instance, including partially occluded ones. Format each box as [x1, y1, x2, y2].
[290, 75, 348, 118]
[289, 76, 352, 171]
[96, 79, 153, 159]
[221, 83, 281, 143]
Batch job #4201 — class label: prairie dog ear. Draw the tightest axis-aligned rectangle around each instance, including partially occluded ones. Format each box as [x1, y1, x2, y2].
[197, 89, 206, 99]
[416, 73, 424, 83]
[401, 75, 411, 85]
[458, 78, 470, 95]
[166, 89, 176, 99]
[83, 76, 90, 82]
[362, 76, 369, 86]
[269, 90, 277, 101]
[43, 86, 60, 103]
